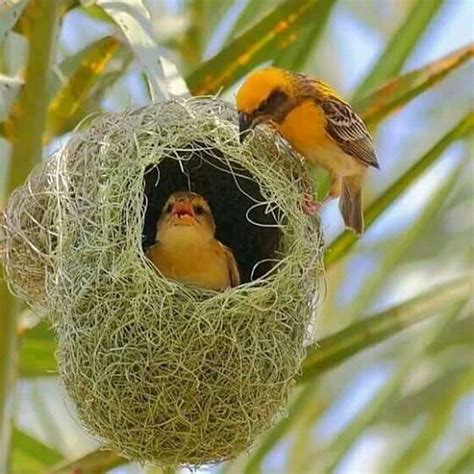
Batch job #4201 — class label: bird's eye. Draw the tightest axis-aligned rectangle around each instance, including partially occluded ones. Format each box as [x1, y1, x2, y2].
[256, 101, 267, 114]
[165, 204, 173, 213]
[194, 205, 204, 215]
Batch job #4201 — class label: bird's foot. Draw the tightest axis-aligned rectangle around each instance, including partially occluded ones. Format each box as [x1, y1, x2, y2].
[300, 193, 322, 216]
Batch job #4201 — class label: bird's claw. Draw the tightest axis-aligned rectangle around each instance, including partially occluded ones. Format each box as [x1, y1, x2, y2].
[301, 193, 322, 216]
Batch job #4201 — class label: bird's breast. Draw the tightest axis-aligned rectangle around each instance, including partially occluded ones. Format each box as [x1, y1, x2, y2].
[277, 99, 332, 156]
[147, 241, 230, 290]
[277, 99, 365, 176]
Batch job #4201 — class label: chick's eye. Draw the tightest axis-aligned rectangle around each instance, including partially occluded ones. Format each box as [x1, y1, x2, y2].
[194, 205, 204, 215]
[165, 204, 173, 213]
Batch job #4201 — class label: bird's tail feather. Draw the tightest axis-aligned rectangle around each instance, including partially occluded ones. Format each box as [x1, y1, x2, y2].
[339, 177, 364, 235]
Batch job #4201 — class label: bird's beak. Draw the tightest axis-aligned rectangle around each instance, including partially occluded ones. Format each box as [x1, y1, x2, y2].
[238, 112, 253, 143]
[171, 201, 195, 225]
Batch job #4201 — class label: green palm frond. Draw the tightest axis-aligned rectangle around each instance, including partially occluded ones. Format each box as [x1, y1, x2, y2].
[352, 0, 445, 100]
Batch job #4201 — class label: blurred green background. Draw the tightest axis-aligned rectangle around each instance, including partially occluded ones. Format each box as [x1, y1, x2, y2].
[0, 0, 472, 473]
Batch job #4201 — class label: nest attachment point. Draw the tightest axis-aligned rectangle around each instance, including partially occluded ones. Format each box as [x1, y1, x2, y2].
[1, 98, 324, 466]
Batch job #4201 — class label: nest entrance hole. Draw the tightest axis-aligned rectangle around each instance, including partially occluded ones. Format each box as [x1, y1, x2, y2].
[143, 145, 283, 283]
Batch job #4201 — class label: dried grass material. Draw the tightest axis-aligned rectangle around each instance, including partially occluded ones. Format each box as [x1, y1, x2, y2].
[0, 155, 59, 309]
[2, 98, 324, 466]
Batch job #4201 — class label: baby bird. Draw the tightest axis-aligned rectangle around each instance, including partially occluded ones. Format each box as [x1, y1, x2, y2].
[236, 67, 379, 234]
[146, 191, 240, 290]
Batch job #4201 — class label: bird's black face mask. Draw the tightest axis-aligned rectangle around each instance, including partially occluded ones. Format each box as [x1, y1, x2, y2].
[238, 112, 253, 143]
[238, 89, 290, 144]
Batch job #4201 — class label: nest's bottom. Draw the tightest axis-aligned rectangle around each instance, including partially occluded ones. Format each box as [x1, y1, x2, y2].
[143, 144, 283, 282]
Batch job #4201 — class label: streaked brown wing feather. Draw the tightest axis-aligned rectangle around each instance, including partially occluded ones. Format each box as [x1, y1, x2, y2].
[321, 97, 379, 169]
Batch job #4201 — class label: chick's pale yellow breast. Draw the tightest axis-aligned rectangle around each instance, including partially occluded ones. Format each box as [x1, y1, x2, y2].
[147, 239, 232, 290]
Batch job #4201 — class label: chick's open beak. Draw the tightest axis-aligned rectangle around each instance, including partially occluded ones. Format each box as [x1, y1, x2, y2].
[238, 112, 253, 143]
[171, 201, 195, 225]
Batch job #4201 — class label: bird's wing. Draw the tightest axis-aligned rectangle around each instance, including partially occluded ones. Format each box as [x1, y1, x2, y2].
[320, 97, 379, 169]
[220, 243, 241, 287]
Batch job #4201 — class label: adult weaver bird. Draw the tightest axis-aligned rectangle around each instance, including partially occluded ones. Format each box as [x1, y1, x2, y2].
[236, 67, 379, 235]
[146, 191, 240, 290]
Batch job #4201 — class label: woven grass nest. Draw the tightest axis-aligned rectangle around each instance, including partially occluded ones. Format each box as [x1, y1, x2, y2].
[1, 98, 324, 466]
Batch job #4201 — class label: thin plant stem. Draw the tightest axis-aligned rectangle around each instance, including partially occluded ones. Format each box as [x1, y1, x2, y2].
[0, 0, 62, 469]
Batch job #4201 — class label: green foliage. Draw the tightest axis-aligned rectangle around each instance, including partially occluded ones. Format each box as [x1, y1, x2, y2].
[1, 0, 472, 472]
[1, 1, 62, 470]
[187, 0, 326, 95]
[273, 0, 336, 70]
[19, 323, 56, 378]
[352, 0, 445, 100]
[357, 44, 474, 128]
[300, 275, 473, 381]
[3, 0, 61, 186]
[45, 35, 124, 141]
[316, 299, 465, 474]
[11, 429, 61, 473]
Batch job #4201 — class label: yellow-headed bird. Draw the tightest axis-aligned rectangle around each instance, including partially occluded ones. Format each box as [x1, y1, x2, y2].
[236, 67, 379, 235]
[146, 191, 240, 290]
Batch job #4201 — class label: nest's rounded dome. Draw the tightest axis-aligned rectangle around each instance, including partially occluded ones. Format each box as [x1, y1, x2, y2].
[1, 98, 323, 466]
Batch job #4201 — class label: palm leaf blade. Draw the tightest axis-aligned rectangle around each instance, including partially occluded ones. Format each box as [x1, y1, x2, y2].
[187, 0, 324, 95]
[317, 296, 467, 473]
[388, 368, 474, 473]
[45, 36, 121, 141]
[300, 275, 472, 381]
[12, 429, 62, 472]
[357, 44, 474, 127]
[274, 0, 336, 70]
[353, 0, 445, 101]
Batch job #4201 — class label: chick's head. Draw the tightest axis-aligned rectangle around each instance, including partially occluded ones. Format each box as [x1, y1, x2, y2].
[156, 191, 216, 243]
